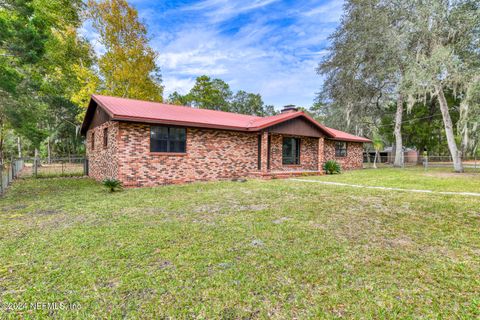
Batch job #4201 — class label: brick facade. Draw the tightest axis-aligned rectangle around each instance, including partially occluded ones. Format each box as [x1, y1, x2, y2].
[324, 140, 364, 170]
[86, 121, 119, 181]
[268, 134, 318, 172]
[86, 121, 365, 187]
[116, 123, 258, 187]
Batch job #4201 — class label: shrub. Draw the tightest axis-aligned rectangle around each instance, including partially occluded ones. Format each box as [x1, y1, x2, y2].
[102, 178, 123, 192]
[323, 160, 341, 174]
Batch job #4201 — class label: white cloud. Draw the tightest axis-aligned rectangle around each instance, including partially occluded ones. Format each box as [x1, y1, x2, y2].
[163, 76, 196, 95]
[182, 0, 281, 23]
[80, 0, 343, 109]
[303, 0, 344, 22]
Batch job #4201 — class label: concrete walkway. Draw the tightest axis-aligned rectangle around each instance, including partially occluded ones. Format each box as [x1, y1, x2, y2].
[290, 178, 480, 197]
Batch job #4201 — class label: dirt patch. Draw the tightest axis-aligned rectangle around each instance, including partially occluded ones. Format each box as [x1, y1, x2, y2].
[1, 204, 28, 211]
[273, 217, 289, 224]
[193, 203, 268, 214]
[34, 209, 62, 215]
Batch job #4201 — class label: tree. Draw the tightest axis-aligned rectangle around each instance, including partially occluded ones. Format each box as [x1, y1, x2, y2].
[372, 133, 384, 169]
[188, 75, 232, 111]
[459, 77, 480, 157]
[0, 0, 92, 161]
[263, 105, 278, 116]
[88, 0, 163, 101]
[379, 93, 461, 156]
[402, 0, 480, 172]
[230, 91, 265, 116]
[167, 91, 192, 106]
[317, 0, 427, 167]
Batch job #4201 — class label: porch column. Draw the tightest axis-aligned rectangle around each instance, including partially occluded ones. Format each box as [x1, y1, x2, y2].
[317, 136, 325, 172]
[261, 131, 269, 173]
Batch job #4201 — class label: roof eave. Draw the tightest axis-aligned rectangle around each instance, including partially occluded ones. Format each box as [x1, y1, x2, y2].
[112, 115, 256, 132]
[326, 137, 372, 143]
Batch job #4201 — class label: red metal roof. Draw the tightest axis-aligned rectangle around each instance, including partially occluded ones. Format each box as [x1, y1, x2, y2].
[325, 127, 372, 143]
[82, 94, 370, 143]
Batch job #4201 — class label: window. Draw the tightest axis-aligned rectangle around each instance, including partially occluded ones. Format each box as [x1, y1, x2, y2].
[335, 141, 347, 157]
[91, 132, 94, 150]
[150, 126, 186, 153]
[103, 128, 108, 148]
[282, 137, 300, 165]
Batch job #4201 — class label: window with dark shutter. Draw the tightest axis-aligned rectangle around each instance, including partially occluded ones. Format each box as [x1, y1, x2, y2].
[282, 137, 300, 165]
[335, 141, 347, 157]
[91, 132, 95, 150]
[150, 126, 186, 153]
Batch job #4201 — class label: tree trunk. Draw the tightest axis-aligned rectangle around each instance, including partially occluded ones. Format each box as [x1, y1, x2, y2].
[435, 85, 464, 172]
[17, 137, 22, 158]
[0, 121, 4, 167]
[373, 151, 378, 169]
[47, 138, 51, 164]
[393, 94, 404, 167]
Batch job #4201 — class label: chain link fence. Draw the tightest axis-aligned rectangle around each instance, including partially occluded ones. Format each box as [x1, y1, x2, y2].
[0, 159, 25, 194]
[422, 155, 479, 172]
[0, 157, 88, 195]
[363, 152, 479, 172]
[21, 157, 88, 178]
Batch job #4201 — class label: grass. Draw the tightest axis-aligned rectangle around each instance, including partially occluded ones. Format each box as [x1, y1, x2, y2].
[21, 163, 84, 179]
[310, 166, 480, 193]
[0, 169, 479, 318]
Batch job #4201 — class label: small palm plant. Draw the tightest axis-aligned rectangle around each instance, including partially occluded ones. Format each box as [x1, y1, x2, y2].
[323, 160, 341, 174]
[102, 178, 123, 192]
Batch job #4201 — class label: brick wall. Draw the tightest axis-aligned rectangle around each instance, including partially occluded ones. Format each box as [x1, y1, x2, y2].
[268, 134, 319, 171]
[86, 121, 365, 187]
[86, 121, 119, 181]
[324, 140, 363, 170]
[117, 123, 258, 187]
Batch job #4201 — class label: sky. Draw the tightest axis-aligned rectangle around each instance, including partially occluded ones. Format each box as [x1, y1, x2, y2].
[83, 0, 345, 110]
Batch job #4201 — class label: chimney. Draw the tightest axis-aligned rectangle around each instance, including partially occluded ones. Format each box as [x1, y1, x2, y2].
[281, 105, 298, 113]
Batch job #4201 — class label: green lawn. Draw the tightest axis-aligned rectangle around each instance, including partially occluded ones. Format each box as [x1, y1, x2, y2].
[302, 166, 480, 193]
[0, 169, 479, 318]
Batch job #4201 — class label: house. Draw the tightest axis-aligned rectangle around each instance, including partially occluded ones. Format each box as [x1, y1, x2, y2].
[364, 147, 419, 164]
[80, 95, 371, 187]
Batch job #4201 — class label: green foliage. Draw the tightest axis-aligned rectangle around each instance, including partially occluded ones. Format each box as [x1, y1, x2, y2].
[372, 134, 383, 153]
[166, 75, 279, 116]
[0, 0, 97, 159]
[102, 178, 123, 192]
[323, 160, 341, 174]
[230, 90, 264, 116]
[188, 75, 232, 111]
[88, 0, 163, 102]
[379, 93, 461, 155]
[317, 0, 480, 163]
[167, 91, 192, 106]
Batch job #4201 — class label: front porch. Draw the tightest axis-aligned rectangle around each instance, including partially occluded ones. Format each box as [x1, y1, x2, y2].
[256, 124, 326, 177]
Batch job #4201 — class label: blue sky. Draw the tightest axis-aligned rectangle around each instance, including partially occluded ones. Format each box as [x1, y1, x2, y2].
[84, 0, 345, 109]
